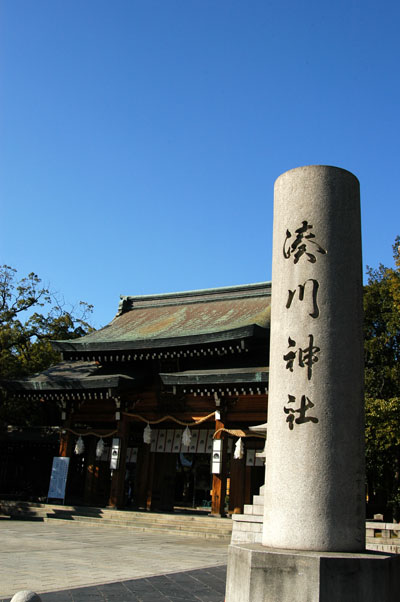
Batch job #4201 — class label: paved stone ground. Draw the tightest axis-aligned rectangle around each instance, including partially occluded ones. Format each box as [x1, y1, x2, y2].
[14, 567, 227, 602]
[0, 520, 228, 602]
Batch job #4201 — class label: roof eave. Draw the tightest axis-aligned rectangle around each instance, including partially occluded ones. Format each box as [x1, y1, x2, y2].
[51, 324, 269, 354]
[159, 369, 269, 386]
[1, 374, 135, 393]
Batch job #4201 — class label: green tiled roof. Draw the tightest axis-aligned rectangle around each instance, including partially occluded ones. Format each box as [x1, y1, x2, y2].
[2, 361, 136, 391]
[53, 282, 271, 352]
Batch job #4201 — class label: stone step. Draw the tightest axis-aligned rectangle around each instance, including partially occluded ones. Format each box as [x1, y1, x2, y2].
[3, 505, 232, 526]
[232, 513, 262, 523]
[8, 510, 232, 533]
[52, 508, 230, 525]
[45, 513, 232, 533]
[42, 516, 230, 539]
[230, 484, 264, 544]
[231, 519, 262, 544]
[243, 504, 263, 516]
[0, 500, 232, 540]
[0, 501, 229, 525]
[231, 530, 262, 544]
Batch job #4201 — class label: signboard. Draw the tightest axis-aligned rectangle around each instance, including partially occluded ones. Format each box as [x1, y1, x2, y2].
[212, 439, 222, 474]
[110, 438, 121, 470]
[47, 456, 70, 502]
[246, 449, 255, 466]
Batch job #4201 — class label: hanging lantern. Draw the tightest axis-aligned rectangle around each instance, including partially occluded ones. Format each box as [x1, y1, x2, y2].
[143, 423, 152, 444]
[74, 436, 85, 455]
[182, 425, 191, 448]
[96, 438, 105, 458]
[234, 437, 244, 460]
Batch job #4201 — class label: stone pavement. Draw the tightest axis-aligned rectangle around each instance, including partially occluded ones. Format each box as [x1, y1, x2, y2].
[0, 519, 228, 601]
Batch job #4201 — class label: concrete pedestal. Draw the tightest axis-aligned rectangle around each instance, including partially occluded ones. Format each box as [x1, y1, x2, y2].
[225, 544, 400, 602]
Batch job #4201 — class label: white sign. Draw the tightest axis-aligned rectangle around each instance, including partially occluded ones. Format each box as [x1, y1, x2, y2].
[110, 438, 121, 470]
[212, 439, 222, 474]
[47, 457, 70, 501]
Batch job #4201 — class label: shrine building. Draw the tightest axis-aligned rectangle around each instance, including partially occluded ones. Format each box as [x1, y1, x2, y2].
[2, 282, 270, 516]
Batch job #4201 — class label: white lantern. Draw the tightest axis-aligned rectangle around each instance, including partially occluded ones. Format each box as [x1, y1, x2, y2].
[96, 438, 105, 458]
[74, 436, 85, 455]
[234, 437, 244, 460]
[143, 423, 152, 444]
[182, 426, 191, 448]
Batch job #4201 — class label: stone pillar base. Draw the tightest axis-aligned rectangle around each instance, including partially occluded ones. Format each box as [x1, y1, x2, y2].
[225, 543, 400, 602]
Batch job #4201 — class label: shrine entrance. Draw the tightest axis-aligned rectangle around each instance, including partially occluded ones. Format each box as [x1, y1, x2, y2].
[144, 427, 215, 512]
[174, 453, 212, 510]
[148, 452, 216, 513]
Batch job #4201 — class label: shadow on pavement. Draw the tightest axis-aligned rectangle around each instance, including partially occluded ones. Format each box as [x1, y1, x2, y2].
[1, 566, 227, 602]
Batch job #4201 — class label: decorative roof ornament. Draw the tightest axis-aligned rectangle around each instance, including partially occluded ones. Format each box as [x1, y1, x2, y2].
[74, 436, 85, 455]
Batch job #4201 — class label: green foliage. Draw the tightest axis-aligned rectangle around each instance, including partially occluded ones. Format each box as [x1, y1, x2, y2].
[364, 238, 400, 400]
[365, 397, 400, 507]
[0, 265, 94, 425]
[364, 237, 400, 516]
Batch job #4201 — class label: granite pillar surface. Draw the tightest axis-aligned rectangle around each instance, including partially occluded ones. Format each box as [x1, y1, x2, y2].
[263, 165, 365, 552]
[225, 165, 398, 602]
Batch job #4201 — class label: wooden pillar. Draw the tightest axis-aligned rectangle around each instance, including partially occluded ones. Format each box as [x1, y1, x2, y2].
[211, 415, 228, 517]
[108, 414, 128, 508]
[59, 417, 73, 457]
[135, 443, 149, 508]
[229, 454, 245, 514]
[244, 464, 252, 506]
[83, 437, 98, 505]
[146, 452, 155, 511]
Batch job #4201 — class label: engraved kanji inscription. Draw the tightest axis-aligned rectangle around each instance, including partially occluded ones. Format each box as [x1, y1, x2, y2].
[283, 334, 320, 380]
[283, 394, 319, 430]
[283, 221, 327, 264]
[286, 279, 320, 319]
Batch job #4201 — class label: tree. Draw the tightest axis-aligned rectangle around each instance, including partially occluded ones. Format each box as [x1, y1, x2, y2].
[0, 265, 94, 425]
[364, 237, 400, 517]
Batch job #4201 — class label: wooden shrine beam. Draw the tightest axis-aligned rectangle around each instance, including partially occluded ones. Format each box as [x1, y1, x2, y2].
[59, 417, 73, 457]
[210, 412, 228, 517]
[108, 412, 128, 508]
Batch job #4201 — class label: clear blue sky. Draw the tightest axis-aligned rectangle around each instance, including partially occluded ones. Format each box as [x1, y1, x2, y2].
[1, 1, 399, 328]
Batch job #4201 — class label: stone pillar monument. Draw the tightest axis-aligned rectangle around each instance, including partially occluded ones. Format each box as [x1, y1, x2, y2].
[225, 166, 400, 602]
[263, 165, 364, 551]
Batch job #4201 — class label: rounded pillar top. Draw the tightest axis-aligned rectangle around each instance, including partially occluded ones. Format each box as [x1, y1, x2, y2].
[275, 164, 359, 187]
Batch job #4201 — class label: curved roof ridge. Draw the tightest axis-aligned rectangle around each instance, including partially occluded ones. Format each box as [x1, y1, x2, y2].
[118, 281, 271, 316]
